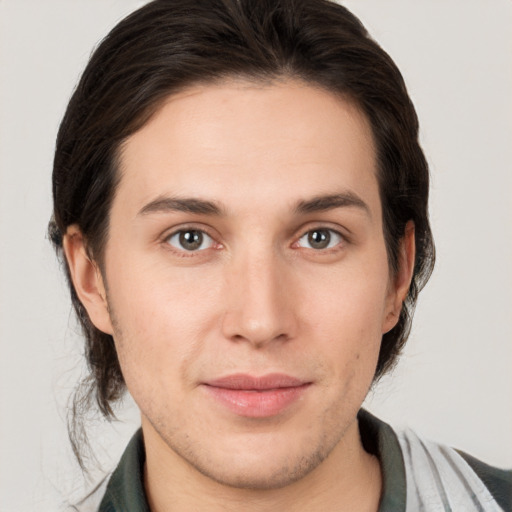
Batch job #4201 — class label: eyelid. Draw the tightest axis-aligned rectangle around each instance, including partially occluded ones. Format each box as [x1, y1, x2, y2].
[159, 222, 349, 254]
[162, 224, 222, 253]
[293, 225, 348, 251]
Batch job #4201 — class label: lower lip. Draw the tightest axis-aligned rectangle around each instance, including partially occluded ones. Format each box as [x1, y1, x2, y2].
[203, 384, 310, 418]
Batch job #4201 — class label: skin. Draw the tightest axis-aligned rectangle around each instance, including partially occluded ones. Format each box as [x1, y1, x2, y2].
[64, 80, 415, 511]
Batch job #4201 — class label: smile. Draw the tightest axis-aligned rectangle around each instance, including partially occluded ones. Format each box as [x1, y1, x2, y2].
[202, 373, 312, 418]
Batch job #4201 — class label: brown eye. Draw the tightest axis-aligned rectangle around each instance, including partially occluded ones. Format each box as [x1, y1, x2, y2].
[298, 229, 343, 250]
[167, 230, 214, 251]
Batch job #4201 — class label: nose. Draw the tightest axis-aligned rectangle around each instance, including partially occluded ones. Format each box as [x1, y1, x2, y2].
[221, 250, 297, 348]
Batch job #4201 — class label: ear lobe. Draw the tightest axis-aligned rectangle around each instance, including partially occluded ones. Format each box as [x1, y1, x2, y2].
[63, 225, 114, 335]
[382, 220, 416, 333]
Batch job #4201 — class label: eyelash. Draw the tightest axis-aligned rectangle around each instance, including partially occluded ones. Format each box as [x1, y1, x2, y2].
[162, 226, 347, 255]
[295, 228, 345, 252]
[164, 227, 220, 256]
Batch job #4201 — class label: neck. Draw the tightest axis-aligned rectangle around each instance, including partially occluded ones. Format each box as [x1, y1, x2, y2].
[142, 417, 382, 512]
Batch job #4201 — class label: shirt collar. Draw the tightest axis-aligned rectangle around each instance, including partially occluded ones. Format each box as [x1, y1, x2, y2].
[99, 409, 406, 512]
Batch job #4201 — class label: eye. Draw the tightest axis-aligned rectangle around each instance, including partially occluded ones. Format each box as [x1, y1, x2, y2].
[166, 229, 215, 252]
[297, 228, 343, 250]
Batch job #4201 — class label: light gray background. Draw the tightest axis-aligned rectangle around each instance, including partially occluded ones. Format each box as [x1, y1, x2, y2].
[1, 1, 511, 510]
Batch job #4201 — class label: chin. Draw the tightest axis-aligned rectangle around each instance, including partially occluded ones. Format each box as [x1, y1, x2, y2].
[189, 447, 329, 491]
[168, 422, 344, 491]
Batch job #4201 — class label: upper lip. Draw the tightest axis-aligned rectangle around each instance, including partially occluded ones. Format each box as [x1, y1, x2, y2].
[204, 373, 308, 390]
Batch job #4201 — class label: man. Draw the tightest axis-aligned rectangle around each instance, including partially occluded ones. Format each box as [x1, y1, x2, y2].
[48, 0, 511, 510]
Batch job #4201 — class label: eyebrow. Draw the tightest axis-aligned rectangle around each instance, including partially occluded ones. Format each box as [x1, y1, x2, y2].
[137, 191, 370, 218]
[138, 196, 225, 217]
[294, 192, 370, 216]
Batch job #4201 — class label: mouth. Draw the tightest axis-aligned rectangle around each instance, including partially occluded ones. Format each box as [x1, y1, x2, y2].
[202, 373, 312, 418]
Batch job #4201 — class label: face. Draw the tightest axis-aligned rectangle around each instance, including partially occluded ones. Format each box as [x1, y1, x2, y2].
[67, 80, 411, 490]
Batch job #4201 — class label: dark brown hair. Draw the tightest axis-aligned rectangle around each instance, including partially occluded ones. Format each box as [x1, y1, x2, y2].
[49, 0, 434, 467]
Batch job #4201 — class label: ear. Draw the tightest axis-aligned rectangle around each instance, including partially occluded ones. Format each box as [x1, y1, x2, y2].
[63, 225, 114, 335]
[382, 220, 416, 334]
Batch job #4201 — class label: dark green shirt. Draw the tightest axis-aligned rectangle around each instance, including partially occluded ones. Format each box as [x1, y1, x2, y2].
[81, 410, 510, 511]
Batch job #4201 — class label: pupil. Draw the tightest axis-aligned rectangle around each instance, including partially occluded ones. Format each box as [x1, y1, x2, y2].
[308, 230, 330, 249]
[179, 230, 202, 250]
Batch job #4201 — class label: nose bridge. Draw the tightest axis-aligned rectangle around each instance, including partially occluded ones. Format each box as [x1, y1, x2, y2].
[222, 244, 295, 346]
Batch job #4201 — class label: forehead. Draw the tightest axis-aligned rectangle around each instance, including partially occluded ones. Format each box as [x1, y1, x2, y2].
[115, 80, 379, 218]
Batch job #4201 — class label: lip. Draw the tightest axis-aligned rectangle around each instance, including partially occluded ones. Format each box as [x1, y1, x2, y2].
[202, 373, 311, 418]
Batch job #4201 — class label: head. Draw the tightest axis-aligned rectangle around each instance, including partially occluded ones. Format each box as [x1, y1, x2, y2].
[50, 0, 434, 473]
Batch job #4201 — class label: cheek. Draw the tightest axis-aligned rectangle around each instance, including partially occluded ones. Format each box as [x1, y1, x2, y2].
[305, 260, 390, 337]
[105, 256, 222, 388]
[108, 249, 220, 329]
[300, 257, 390, 381]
